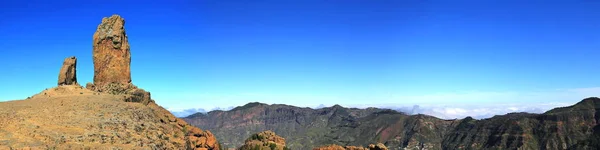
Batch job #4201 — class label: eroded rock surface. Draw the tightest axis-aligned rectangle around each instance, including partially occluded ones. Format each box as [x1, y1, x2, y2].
[92, 14, 131, 88]
[57, 56, 77, 86]
[88, 14, 153, 105]
[238, 130, 288, 150]
[87, 82, 154, 105]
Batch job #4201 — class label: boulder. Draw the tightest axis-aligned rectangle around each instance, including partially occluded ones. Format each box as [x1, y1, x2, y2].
[57, 56, 77, 86]
[368, 143, 388, 150]
[186, 126, 220, 150]
[85, 82, 95, 91]
[239, 130, 287, 150]
[92, 14, 131, 88]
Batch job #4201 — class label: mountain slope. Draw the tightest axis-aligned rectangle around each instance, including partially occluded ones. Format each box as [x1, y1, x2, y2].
[443, 97, 600, 149]
[185, 98, 600, 150]
[184, 102, 461, 149]
[0, 85, 219, 149]
[184, 103, 392, 149]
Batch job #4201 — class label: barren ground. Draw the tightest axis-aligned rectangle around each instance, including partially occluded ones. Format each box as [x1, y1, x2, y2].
[0, 85, 201, 150]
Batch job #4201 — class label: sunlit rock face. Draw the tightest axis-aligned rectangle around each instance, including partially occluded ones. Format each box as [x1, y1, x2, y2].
[92, 14, 131, 88]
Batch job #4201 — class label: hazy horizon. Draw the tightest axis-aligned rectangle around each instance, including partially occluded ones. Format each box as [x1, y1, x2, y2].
[1, 1, 599, 120]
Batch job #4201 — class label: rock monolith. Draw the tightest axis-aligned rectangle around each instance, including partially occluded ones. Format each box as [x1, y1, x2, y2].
[92, 14, 131, 88]
[57, 56, 77, 86]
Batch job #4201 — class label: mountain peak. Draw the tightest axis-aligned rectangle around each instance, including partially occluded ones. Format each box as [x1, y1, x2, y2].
[230, 102, 268, 111]
[545, 97, 600, 114]
[577, 97, 600, 106]
[331, 104, 344, 108]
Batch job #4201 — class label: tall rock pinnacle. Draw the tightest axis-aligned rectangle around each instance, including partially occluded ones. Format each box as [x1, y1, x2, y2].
[87, 14, 153, 105]
[57, 56, 78, 86]
[92, 14, 131, 87]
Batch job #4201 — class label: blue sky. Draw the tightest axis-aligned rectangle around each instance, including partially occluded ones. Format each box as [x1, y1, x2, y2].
[1, 0, 599, 118]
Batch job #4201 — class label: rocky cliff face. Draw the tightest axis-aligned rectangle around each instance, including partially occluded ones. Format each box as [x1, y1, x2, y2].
[87, 14, 152, 105]
[186, 98, 600, 150]
[91, 14, 131, 88]
[57, 56, 77, 86]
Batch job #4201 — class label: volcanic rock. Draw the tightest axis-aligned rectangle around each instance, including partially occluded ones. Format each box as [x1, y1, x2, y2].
[368, 143, 388, 150]
[92, 14, 131, 88]
[87, 14, 154, 105]
[239, 130, 288, 150]
[57, 56, 77, 86]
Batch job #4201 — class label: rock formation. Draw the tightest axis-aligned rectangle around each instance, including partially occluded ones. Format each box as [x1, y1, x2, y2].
[92, 14, 131, 88]
[238, 130, 288, 150]
[367, 143, 388, 150]
[0, 14, 221, 150]
[86, 14, 152, 105]
[186, 127, 219, 150]
[57, 56, 77, 86]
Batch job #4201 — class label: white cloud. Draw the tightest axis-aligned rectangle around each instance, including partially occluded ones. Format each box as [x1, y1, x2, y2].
[313, 104, 328, 109]
[168, 106, 237, 117]
[164, 87, 600, 119]
[169, 108, 207, 117]
[344, 102, 572, 119]
[412, 103, 569, 119]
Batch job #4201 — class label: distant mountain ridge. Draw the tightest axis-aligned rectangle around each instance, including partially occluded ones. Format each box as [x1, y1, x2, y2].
[184, 97, 600, 150]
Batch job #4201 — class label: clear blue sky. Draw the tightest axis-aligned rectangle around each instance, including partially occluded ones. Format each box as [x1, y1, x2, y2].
[1, 0, 599, 114]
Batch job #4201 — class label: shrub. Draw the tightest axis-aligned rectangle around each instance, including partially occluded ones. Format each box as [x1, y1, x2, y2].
[250, 134, 265, 140]
[252, 145, 261, 150]
[182, 126, 188, 135]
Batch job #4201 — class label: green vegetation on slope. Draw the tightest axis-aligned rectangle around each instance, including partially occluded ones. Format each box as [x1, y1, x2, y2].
[185, 97, 600, 150]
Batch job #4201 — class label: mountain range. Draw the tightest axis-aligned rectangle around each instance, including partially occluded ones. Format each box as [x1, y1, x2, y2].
[184, 97, 600, 150]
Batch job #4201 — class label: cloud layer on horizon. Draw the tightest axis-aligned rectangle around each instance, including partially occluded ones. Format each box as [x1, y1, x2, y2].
[168, 102, 571, 119]
[347, 102, 570, 119]
[165, 87, 599, 119]
[169, 106, 235, 118]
